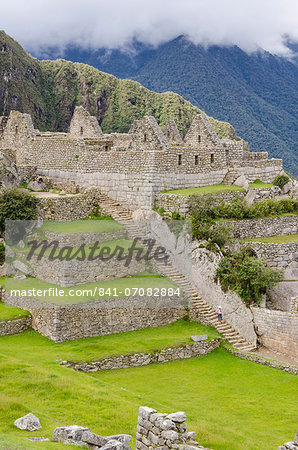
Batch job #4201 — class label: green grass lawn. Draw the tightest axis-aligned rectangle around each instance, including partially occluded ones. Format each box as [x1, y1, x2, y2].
[0, 323, 297, 450]
[242, 234, 298, 244]
[5, 272, 179, 305]
[162, 184, 245, 196]
[249, 181, 274, 189]
[0, 302, 29, 321]
[40, 219, 123, 234]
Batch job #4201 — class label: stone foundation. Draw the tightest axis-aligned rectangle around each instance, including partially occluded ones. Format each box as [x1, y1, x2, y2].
[0, 315, 31, 336]
[5, 296, 187, 342]
[222, 215, 298, 239]
[249, 241, 298, 269]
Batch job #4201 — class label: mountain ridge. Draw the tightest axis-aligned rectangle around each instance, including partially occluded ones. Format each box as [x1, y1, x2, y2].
[45, 36, 298, 175]
[0, 31, 239, 143]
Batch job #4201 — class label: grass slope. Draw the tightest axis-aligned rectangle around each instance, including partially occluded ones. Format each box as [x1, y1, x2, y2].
[0, 324, 297, 450]
[0, 302, 29, 321]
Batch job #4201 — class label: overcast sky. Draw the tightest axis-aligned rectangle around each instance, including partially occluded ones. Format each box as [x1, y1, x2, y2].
[2, 0, 298, 57]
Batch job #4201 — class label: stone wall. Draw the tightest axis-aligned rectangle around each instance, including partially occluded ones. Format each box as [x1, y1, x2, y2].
[154, 186, 283, 217]
[37, 194, 94, 220]
[65, 339, 220, 372]
[5, 296, 187, 342]
[136, 406, 209, 450]
[222, 215, 298, 239]
[0, 109, 282, 211]
[191, 245, 258, 347]
[0, 315, 31, 336]
[252, 307, 298, 358]
[249, 241, 298, 269]
[25, 251, 147, 287]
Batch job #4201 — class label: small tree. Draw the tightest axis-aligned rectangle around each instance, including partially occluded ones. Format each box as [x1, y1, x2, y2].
[215, 247, 284, 305]
[0, 188, 38, 239]
[273, 174, 290, 189]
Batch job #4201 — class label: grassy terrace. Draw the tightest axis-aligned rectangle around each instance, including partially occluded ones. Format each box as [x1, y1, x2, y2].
[40, 218, 123, 234]
[248, 181, 274, 189]
[0, 323, 297, 450]
[4, 272, 178, 305]
[242, 234, 298, 244]
[0, 302, 29, 321]
[162, 184, 245, 196]
[162, 181, 274, 196]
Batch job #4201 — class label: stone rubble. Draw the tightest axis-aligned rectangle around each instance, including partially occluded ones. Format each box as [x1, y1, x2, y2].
[136, 406, 213, 450]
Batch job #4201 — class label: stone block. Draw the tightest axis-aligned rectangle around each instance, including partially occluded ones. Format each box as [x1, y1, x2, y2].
[52, 425, 90, 445]
[101, 438, 128, 450]
[139, 407, 157, 421]
[161, 430, 179, 441]
[137, 424, 148, 435]
[190, 335, 208, 342]
[14, 413, 42, 432]
[166, 412, 187, 423]
[82, 431, 108, 446]
[148, 431, 159, 445]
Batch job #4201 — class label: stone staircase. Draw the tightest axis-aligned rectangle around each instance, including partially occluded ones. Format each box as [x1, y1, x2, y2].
[98, 193, 257, 353]
[222, 168, 241, 185]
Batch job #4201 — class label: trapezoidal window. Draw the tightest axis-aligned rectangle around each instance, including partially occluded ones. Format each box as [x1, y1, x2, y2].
[225, 149, 229, 158]
[80, 127, 84, 135]
[178, 154, 182, 166]
[198, 134, 201, 143]
[210, 153, 215, 164]
[144, 133, 147, 142]
[195, 155, 199, 166]
[15, 126, 18, 135]
[105, 145, 109, 151]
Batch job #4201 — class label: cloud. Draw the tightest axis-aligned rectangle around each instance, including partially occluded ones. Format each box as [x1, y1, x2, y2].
[2, 0, 298, 56]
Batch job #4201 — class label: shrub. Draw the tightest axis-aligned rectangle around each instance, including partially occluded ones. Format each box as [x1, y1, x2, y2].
[215, 247, 284, 305]
[0, 188, 38, 237]
[273, 174, 290, 188]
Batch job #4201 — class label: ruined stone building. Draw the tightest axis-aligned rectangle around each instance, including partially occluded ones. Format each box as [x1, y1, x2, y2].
[0, 106, 283, 209]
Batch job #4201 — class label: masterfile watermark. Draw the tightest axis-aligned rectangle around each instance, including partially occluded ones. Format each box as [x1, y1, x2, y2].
[26, 237, 169, 266]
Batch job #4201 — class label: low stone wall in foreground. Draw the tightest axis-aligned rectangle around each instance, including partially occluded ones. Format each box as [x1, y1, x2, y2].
[0, 315, 31, 336]
[62, 339, 220, 372]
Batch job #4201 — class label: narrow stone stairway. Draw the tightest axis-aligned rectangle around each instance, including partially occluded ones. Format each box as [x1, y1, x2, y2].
[98, 193, 257, 353]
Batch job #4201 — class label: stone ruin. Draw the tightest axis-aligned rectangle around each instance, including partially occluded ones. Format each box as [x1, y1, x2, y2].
[136, 406, 212, 450]
[14, 406, 213, 449]
[0, 106, 283, 210]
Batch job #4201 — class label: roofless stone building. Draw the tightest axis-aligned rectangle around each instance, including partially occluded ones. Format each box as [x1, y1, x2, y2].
[0, 106, 282, 209]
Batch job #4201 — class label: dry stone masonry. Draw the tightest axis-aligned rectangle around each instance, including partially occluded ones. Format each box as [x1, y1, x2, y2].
[136, 406, 212, 450]
[0, 107, 283, 211]
[0, 315, 31, 336]
[61, 339, 220, 372]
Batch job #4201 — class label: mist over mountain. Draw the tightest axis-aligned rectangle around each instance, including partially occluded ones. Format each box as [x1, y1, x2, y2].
[41, 36, 298, 175]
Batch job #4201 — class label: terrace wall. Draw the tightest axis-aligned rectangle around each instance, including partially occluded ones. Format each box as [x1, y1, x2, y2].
[252, 307, 298, 358]
[249, 241, 298, 269]
[4, 296, 187, 342]
[222, 215, 298, 239]
[0, 315, 31, 336]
